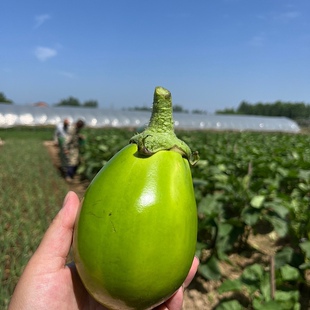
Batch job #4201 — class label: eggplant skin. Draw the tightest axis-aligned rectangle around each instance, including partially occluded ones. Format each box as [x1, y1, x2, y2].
[73, 143, 197, 310]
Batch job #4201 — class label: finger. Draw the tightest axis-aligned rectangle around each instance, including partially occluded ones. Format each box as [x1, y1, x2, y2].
[164, 287, 183, 310]
[31, 191, 80, 271]
[183, 256, 199, 288]
[155, 257, 199, 310]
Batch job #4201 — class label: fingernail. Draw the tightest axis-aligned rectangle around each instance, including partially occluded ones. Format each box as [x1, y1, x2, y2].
[62, 191, 71, 208]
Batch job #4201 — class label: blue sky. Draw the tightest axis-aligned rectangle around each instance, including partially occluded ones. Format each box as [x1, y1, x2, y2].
[1, 0, 310, 113]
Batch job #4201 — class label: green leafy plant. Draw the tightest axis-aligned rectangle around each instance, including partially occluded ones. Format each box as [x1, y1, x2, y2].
[217, 262, 301, 309]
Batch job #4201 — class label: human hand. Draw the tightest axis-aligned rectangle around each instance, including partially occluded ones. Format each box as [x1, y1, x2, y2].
[9, 191, 199, 310]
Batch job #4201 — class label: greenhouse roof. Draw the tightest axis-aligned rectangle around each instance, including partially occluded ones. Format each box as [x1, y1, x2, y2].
[0, 104, 300, 133]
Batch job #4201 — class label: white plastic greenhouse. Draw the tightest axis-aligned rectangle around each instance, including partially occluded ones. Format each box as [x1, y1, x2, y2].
[0, 105, 300, 133]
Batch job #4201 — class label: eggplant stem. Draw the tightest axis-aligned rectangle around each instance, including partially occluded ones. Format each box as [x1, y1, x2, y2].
[130, 86, 199, 165]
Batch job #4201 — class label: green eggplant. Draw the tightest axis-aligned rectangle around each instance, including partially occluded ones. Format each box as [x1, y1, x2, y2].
[73, 86, 198, 310]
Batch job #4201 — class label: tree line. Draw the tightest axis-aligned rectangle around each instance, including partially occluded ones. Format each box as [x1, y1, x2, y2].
[55, 97, 98, 108]
[0, 91, 206, 113]
[126, 104, 207, 114]
[216, 100, 310, 121]
[2, 90, 308, 122]
[0, 92, 98, 108]
[0, 92, 13, 104]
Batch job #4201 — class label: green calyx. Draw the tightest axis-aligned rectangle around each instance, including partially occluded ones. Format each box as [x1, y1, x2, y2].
[130, 86, 199, 165]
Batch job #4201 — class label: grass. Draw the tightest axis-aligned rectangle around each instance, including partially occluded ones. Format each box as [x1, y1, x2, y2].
[0, 129, 69, 308]
[0, 126, 55, 141]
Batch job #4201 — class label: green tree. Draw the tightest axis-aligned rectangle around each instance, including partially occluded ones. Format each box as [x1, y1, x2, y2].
[56, 96, 81, 107]
[83, 100, 98, 108]
[237, 101, 252, 114]
[127, 106, 152, 112]
[0, 92, 13, 104]
[173, 104, 188, 113]
[236, 100, 310, 120]
[192, 109, 208, 114]
[215, 108, 236, 115]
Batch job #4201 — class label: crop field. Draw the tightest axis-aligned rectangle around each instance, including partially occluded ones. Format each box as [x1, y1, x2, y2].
[1, 126, 310, 309]
[0, 127, 69, 308]
[78, 128, 310, 309]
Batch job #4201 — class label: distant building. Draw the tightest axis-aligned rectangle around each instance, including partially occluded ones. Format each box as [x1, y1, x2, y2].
[33, 101, 48, 107]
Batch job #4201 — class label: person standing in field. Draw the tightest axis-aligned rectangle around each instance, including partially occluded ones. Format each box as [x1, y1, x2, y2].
[63, 119, 85, 183]
[54, 118, 70, 173]
[54, 118, 70, 145]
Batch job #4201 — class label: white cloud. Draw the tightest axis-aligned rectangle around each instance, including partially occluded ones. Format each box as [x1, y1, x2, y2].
[34, 14, 51, 28]
[35, 46, 57, 61]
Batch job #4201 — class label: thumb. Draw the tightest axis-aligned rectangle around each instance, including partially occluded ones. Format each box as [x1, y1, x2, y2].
[30, 191, 81, 271]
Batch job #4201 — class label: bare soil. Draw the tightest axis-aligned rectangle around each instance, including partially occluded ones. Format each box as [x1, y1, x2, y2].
[44, 141, 310, 310]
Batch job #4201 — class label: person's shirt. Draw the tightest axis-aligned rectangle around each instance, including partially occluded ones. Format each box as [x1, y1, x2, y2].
[63, 124, 80, 151]
[55, 122, 68, 140]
